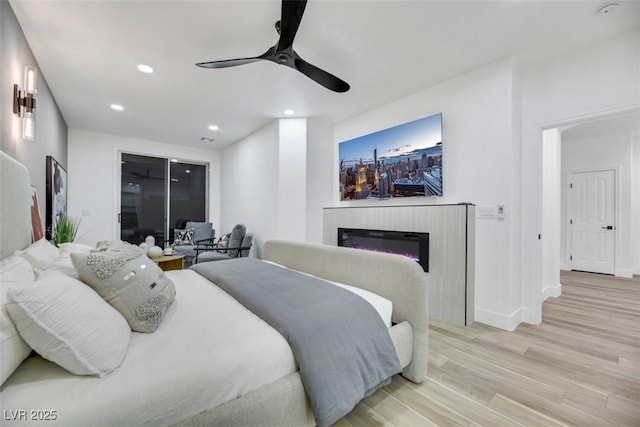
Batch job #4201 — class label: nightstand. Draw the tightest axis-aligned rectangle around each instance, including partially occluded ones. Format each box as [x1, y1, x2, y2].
[152, 254, 185, 271]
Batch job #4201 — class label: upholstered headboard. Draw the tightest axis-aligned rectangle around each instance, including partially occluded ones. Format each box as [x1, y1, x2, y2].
[0, 151, 32, 259]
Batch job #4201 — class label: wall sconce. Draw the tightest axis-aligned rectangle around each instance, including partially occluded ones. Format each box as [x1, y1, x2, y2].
[13, 66, 37, 141]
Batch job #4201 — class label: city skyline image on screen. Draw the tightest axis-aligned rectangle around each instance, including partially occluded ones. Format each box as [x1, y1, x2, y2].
[338, 112, 443, 201]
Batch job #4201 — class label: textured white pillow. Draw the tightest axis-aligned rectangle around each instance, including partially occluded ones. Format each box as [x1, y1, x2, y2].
[15, 238, 59, 270]
[7, 274, 131, 377]
[72, 242, 176, 333]
[0, 255, 35, 385]
[37, 242, 94, 279]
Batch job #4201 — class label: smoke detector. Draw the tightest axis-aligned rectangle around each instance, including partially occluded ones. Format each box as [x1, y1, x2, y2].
[596, 2, 620, 16]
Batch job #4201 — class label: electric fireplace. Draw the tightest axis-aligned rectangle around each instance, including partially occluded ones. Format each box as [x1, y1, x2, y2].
[338, 227, 429, 272]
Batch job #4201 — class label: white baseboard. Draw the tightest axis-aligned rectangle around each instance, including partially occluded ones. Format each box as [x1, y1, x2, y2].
[474, 307, 524, 331]
[541, 283, 561, 301]
[616, 268, 633, 278]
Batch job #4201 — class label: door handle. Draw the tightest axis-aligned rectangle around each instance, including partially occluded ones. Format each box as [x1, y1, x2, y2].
[601, 225, 614, 230]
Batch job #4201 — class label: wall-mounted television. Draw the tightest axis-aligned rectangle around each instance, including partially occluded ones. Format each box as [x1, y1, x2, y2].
[338, 113, 443, 200]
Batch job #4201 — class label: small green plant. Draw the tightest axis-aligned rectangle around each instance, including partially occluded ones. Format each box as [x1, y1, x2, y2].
[50, 214, 80, 245]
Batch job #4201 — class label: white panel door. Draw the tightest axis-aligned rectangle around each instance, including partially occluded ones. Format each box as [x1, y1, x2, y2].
[570, 170, 615, 274]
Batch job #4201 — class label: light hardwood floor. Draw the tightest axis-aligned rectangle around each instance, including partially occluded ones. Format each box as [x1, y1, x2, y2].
[337, 270, 640, 426]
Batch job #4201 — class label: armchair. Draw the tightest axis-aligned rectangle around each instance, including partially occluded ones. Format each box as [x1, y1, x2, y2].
[173, 221, 215, 265]
[194, 223, 253, 264]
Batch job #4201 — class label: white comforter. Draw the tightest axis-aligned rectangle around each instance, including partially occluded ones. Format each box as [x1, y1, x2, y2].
[0, 270, 296, 426]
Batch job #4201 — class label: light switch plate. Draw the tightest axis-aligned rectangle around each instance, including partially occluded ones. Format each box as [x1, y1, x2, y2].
[477, 207, 497, 219]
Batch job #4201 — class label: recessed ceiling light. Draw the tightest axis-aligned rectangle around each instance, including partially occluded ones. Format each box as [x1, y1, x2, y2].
[110, 104, 124, 111]
[283, 109, 295, 115]
[208, 125, 219, 131]
[596, 2, 619, 16]
[137, 64, 154, 73]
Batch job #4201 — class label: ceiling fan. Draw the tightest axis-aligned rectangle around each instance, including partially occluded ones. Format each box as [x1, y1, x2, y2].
[196, 0, 350, 93]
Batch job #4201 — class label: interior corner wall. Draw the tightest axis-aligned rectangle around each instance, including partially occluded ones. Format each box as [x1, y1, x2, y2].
[520, 30, 640, 323]
[277, 118, 307, 243]
[633, 132, 640, 275]
[332, 59, 519, 330]
[306, 119, 334, 244]
[220, 121, 279, 258]
[67, 129, 221, 247]
[561, 131, 635, 278]
[220, 118, 310, 257]
[541, 129, 562, 298]
[1, 1, 67, 226]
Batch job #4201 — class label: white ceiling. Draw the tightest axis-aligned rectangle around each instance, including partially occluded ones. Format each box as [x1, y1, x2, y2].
[10, 0, 640, 148]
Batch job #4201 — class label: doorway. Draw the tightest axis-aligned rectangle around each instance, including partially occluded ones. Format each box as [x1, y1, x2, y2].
[569, 169, 616, 275]
[535, 106, 638, 325]
[120, 153, 208, 246]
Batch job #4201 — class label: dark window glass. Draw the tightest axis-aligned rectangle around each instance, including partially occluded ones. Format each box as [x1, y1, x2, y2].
[169, 161, 207, 233]
[121, 154, 167, 245]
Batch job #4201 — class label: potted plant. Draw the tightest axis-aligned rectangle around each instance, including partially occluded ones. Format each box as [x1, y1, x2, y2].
[50, 214, 80, 245]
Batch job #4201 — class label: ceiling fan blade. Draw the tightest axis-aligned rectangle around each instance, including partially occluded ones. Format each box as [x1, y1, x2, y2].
[196, 57, 263, 69]
[277, 0, 307, 51]
[293, 55, 350, 93]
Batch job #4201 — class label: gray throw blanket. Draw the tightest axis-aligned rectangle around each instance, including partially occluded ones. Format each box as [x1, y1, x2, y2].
[191, 258, 401, 427]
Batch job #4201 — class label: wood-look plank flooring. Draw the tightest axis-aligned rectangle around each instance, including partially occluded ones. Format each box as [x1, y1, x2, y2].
[336, 271, 640, 426]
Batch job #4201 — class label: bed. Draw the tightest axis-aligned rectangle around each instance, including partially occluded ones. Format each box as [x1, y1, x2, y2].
[0, 151, 428, 426]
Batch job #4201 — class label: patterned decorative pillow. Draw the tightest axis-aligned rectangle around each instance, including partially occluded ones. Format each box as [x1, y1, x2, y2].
[71, 242, 176, 333]
[174, 228, 194, 246]
[217, 233, 230, 250]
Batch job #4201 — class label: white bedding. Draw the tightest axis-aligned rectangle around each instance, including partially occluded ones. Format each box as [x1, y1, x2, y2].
[0, 270, 296, 426]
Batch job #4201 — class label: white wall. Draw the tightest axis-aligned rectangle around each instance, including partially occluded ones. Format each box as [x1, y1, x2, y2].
[560, 130, 635, 277]
[220, 118, 310, 257]
[220, 121, 279, 258]
[541, 129, 562, 299]
[277, 118, 307, 242]
[520, 30, 640, 323]
[306, 119, 334, 244]
[332, 59, 519, 329]
[67, 129, 221, 246]
[633, 133, 640, 275]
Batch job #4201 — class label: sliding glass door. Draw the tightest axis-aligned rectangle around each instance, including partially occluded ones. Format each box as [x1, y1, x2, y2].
[120, 153, 207, 246]
[169, 160, 207, 227]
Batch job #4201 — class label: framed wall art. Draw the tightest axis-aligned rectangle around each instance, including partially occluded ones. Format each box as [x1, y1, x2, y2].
[45, 155, 67, 240]
[30, 185, 44, 241]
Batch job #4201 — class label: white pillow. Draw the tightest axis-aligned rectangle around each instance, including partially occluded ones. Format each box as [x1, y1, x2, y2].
[15, 238, 59, 270]
[37, 242, 94, 279]
[0, 255, 35, 386]
[37, 257, 78, 278]
[7, 274, 131, 377]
